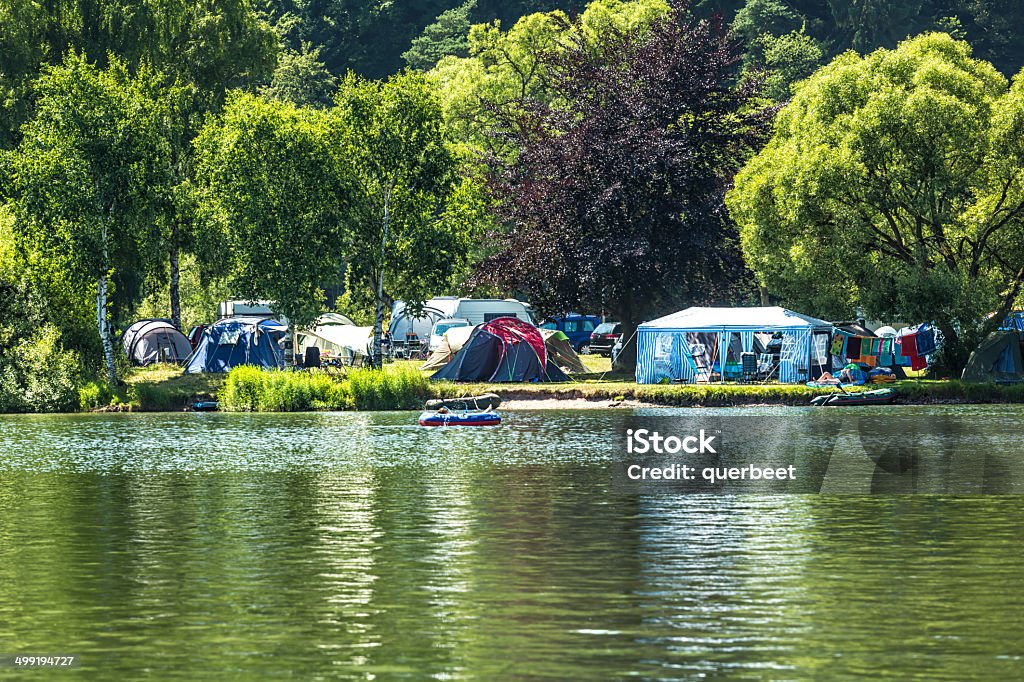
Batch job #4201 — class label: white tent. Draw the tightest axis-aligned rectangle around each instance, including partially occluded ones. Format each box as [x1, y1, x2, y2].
[636, 306, 833, 384]
[420, 325, 475, 371]
[297, 314, 370, 362]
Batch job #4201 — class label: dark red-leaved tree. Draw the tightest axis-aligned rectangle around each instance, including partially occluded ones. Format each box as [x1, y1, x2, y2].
[476, 3, 768, 368]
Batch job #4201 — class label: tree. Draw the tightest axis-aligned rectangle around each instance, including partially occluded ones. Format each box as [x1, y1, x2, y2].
[727, 32, 1024, 374]
[428, 0, 671, 156]
[0, 0, 279, 331]
[752, 29, 824, 102]
[477, 5, 766, 369]
[10, 53, 172, 383]
[329, 71, 473, 365]
[0, 0, 278, 147]
[403, 0, 477, 71]
[262, 46, 338, 108]
[193, 92, 349, 354]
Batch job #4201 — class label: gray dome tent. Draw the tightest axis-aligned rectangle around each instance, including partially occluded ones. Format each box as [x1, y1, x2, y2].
[122, 319, 192, 366]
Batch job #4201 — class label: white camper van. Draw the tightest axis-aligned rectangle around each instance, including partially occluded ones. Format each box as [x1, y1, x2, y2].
[217, 300, 278, 320]
[389, 297, 534, 356]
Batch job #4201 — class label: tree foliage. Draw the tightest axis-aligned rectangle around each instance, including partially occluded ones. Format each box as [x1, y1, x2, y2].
[0, 0, 278, 148]
[728, 32, 1024, 373]
[9, 53, 172, 381]
[262, 46, 338, 108]
[403, 0, 478, 71]
[478, 5, 766, 366]
[329, 71, 472, 363]
[193, 93, 348, 333]
[428, 0, 670, 156]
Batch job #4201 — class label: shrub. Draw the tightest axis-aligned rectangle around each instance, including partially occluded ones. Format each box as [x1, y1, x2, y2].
[218, 365, 430, 412]
[0, 324, 82, 412]
[78, 379, 119, 411]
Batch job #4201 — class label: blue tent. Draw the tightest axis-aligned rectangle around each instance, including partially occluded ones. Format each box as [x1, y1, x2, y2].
[183, 317, 287, 374]
[636, 307, 833, 384]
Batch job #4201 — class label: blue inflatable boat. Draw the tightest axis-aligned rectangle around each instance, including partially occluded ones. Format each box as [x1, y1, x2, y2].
[418, 410, 502, 427]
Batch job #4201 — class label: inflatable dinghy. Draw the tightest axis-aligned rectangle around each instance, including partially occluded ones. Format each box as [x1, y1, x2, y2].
[418, 410, 501, 427]
[810, 388, 897, 407]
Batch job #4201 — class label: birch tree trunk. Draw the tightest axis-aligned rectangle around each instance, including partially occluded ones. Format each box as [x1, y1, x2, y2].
[169, 236, 181, 330]
[98, 221, 117, 383]
[372, 186, 392, 368]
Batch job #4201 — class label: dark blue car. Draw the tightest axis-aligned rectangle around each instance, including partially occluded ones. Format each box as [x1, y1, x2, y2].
[539, 314, 602, 354]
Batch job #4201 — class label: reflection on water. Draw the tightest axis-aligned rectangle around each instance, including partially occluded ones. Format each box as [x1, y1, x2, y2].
[1, 407, 1024, 679]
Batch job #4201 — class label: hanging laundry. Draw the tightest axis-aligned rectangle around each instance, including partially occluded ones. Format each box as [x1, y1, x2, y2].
[911, 354, 928, 371]
[899, 328, 918, 357]
[878, 338, 894, 366]
[846, 336, 861, 360]
[861, 354, 877, 367]
[830, 335, 845, 356]
[915, 324, 937, 355]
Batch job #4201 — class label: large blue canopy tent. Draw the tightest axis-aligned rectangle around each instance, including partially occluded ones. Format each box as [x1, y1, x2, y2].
[636, 307, 834, 384]
[183, 317, 287, 373]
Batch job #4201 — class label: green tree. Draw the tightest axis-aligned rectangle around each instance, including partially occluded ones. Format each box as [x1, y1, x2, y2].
[403, 0, 477, 71]
[429, 0, 670, 155]
[10, 53, 172, 383]
[193, 92, 349, 356]
[728, 32, 1024, 374]
[0, 0, 279, 332]
[755, 29, 824, 101]
[262, 45, 338, 108]
[329, 71, 472, 365]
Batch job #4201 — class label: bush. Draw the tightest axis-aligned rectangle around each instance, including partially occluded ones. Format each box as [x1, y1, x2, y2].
[78, 379, 123, 411]
[218, 365, 430, 412]
[346, 365, 430, 410]
[0, 324, 82, 412]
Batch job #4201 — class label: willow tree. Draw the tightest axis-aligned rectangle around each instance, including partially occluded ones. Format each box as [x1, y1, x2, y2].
[329, 71, 472, 366]
[10, 54, 171, 383]
[728, 32, 1024, 373]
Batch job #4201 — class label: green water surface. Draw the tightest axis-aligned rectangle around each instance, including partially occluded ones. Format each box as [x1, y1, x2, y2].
[1, 406, 1023, 680]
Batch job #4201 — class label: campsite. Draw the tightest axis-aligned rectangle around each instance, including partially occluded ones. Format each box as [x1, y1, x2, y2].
[8, 1, 1024, 680]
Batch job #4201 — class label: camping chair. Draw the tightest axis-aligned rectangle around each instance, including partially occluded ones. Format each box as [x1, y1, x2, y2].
[758, 353, 778, 382]
[740, 352, 758, 383]
[687, 343, 712, 383]
[303, 347, 321, 369]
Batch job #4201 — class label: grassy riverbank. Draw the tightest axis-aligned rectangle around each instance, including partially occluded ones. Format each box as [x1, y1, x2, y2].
[107, 360, 1024, 412]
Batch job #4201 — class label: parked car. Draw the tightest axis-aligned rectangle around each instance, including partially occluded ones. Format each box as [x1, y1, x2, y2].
[430, 318, 471, 351]
[590, 322, 622, 357]
[539, 314, 601, 353]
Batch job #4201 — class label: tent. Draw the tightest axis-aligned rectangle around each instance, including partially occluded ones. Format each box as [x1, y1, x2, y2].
[122, 319, 192, 366]
[421, 325, 475, 371]
[422, 326, 587, 374]
[296, 313, 369, 364]
[962, 331, 1024, 382]
[183, 317, 287, 373]
[540, 329, 587, 374]
[430, 317, 569, 382]
[636, 306, 833, 384]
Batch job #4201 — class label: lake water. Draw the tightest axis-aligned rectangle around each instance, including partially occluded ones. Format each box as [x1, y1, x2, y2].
[2, 406, 1024, 680]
